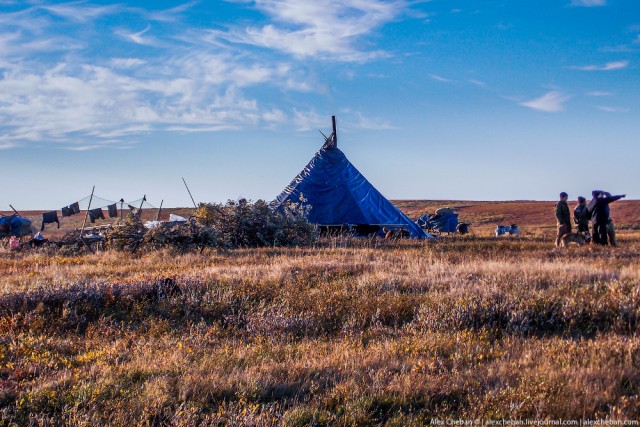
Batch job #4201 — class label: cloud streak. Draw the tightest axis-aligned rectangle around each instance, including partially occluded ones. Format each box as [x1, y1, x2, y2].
[570, 0, 606, 7]
[587, 90, 612, 97]
[570, 60, 629, 71]
[594, 105, 630, 113]
[519, 91, 570, 113]
[430, 74, 453, 83]
[41, 3, 120, 22]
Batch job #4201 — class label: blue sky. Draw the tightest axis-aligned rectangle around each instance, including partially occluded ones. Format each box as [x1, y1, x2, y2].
[1, 0, 638, 210]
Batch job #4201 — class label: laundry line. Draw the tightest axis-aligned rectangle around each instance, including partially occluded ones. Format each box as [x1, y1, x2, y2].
[40, 194, 158, 231]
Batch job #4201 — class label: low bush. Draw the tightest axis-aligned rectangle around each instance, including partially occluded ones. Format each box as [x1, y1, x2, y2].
[195, 197, 316, 248]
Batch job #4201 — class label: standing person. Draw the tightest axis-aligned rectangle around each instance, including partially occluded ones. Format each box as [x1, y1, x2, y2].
[590, 190, 625, 245]
[573, 196, 591, 241]
[555, 192, 571, 247]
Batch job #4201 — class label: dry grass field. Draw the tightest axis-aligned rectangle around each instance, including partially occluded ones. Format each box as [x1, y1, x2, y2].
[1, 201, 639, 425]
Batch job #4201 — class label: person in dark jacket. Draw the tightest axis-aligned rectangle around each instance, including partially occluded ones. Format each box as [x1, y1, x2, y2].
[555, 192, 571, 247]
[573, 196, 591, 241]
[590, 190, 625, 245]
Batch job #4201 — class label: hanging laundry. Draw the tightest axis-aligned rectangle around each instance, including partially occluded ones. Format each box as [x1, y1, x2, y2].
[107, 203, 118, 218]
[70, 202, 80, 215]
[41, 211, 59, 231]
[61, 206, 73, 217]
[89, 208, 105, 223]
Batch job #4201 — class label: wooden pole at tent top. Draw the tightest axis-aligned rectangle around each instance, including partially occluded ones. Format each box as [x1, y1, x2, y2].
[332, 116, 337, 146]
[9, 205, 21, 216]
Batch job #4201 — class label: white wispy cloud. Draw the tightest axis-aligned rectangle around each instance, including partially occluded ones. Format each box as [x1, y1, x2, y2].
[430, 74, 453, 83]
[519, 91, 571, 113]
[0, 57, 275, 147]
[594, 105, 630, 113]
[0, 7, 53, 33]
[570, 0, 606, 7]
[210, 0, 407, 61]
[0, 31, 83, 57]
[0, 0, 408, 149]
[109, 58, 147, 69]
[293, 109, 328, 131]
[262, 109, 288, 126]
[587, 91, 612, 97]
[144, 2, 197, 23]
[116, 25, 156, 46]
[354, 113, 394, 130]
[570, 60, 629, 71]
[469, 79, 487, 87]
[0, 141, 18, 150]
[41, 3, 120, 22]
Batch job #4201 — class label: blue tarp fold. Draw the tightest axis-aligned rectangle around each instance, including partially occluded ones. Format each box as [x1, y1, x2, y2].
[417, 213, 459, 233]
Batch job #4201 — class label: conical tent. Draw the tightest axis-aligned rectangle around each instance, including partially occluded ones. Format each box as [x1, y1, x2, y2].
[272, 141, 431, 239]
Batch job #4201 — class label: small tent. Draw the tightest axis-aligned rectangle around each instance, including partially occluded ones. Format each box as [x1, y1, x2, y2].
[272, 118, 432, 239]
[0, 215, 35, 238]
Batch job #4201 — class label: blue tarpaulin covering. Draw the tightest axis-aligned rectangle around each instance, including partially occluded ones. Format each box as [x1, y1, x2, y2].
[0, 215, 34, 237]
[417, 213, 459, 233]
[272, 145, 431, 239]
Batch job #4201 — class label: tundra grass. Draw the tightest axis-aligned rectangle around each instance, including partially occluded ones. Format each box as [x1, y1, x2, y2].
[1, 233, 639, 425]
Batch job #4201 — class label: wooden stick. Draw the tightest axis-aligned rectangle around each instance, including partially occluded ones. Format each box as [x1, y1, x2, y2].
[156, 200, 163, 221]
[182, 177, 197, 208]
[332, 115, 337, 145]
[80, 186, 95, 252]
[9, 205, 21, 216]
[137, 195, 146, 219]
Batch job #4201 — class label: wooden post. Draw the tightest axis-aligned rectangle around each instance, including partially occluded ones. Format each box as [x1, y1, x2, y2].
[138, 195, 146, 220]
[119, 198, 124, 221]
[156, 200, 163, 221]
[80, 186, 95, 252]
[182, 177, 197, 208]
[332, 115, 337, 146]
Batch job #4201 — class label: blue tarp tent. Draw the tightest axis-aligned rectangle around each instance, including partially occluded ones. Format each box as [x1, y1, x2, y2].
[0, 215, 34, 238]
[271, 132, 432, 239]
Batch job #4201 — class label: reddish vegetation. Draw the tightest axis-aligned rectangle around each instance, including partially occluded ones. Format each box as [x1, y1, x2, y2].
[2, 202, 639, 423]
[394, 199, 640, 229]
[3, 200, 639, 240]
